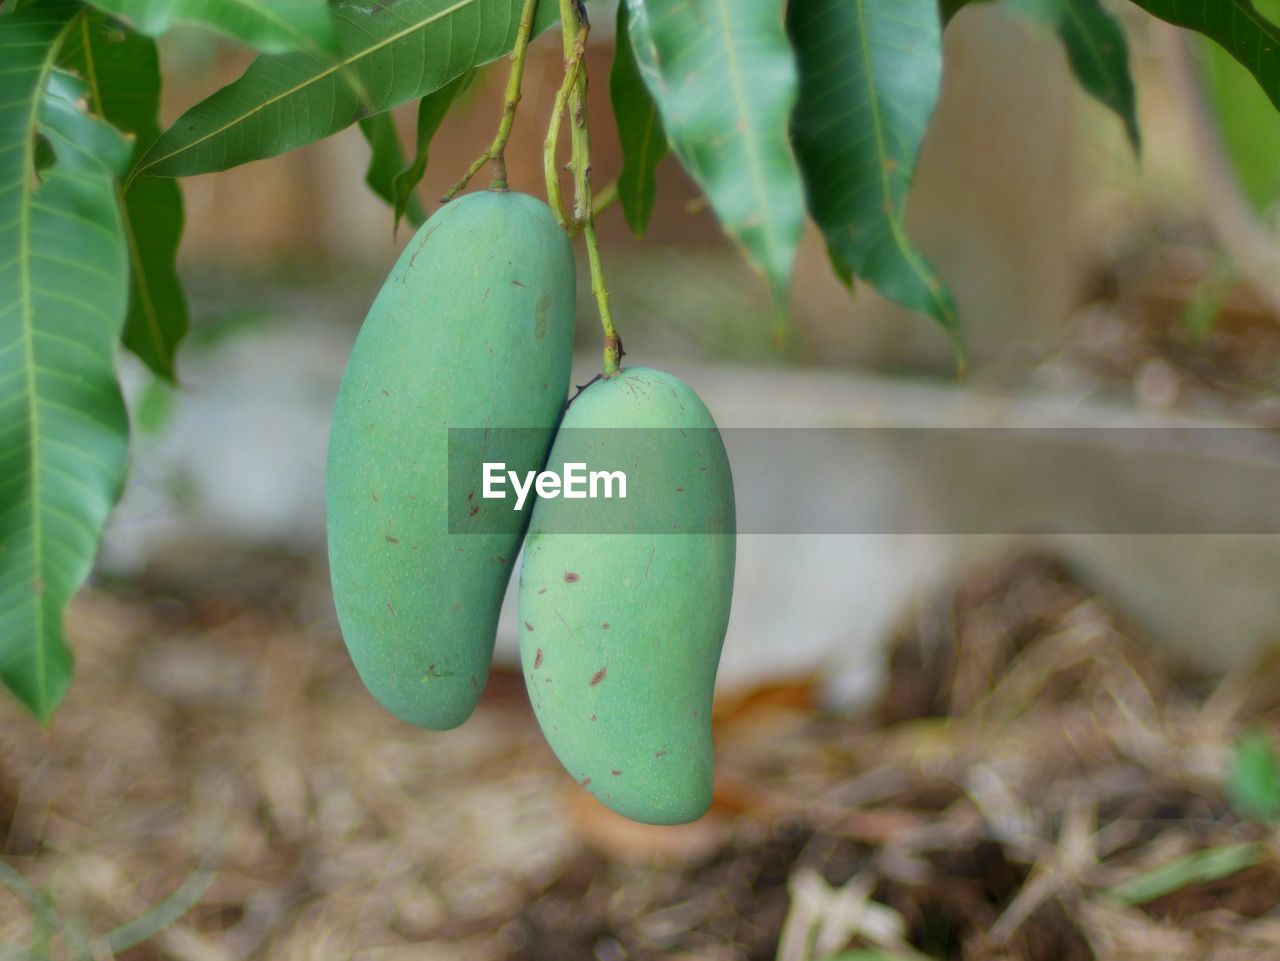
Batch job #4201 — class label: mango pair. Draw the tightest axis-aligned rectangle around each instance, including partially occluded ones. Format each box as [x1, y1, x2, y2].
[326, 191, 735, 824]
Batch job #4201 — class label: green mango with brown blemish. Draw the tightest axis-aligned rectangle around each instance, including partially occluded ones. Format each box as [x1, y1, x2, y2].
[326, 190, 574, 729]
[518, 367, 736, 824]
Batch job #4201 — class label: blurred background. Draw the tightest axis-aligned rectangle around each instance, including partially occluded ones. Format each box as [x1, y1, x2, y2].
[4, 2, 1280, 958]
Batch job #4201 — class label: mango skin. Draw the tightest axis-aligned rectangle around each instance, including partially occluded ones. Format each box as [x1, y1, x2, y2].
[327, 191, 574, 729]
[518, 367, 735, 824]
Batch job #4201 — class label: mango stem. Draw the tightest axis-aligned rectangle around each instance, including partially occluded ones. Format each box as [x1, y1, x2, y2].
[442, 0, 539, 201]
[585, 222, 620, 376]
[551, 0, 621, 377]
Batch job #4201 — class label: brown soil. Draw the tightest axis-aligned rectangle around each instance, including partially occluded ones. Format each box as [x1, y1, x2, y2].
[1, 551, 1277, 961]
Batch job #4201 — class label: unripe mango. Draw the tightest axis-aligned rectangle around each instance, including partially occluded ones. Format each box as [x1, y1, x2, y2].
[518, 367, 735, 824]
[327, 191, 574, 729]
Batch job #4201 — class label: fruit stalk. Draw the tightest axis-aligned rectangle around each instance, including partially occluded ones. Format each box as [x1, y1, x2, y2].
[584, 222, 620, 376]
[442, 0, 539, 201]
[553, 0, 621, 377]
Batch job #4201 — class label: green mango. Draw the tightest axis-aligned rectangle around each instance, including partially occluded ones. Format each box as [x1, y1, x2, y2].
[518, 367, 736, 824]
[327, 190, 575, 729]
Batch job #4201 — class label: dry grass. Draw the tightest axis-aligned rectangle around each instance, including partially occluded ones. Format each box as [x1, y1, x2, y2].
[0, 551, 1276, 960]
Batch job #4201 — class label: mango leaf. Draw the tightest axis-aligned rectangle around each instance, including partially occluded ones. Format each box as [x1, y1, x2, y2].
[610, 0, 666, 236]
[358, 111, 426, 228]
[1006, 0, 1139, 149]
[134, 0, 559, 179]
[1129, 0, 1280, 111]
[1058, 1, 1138, 148]
[392, 71, 471, 228]
[0, 6, 132, 721]
[625, 0, 805, 307]
[62, 14, 188, 381]
[1104, 842, 1262, 905]
[789, 0, 959, 348]
[83, 0, 338, 54]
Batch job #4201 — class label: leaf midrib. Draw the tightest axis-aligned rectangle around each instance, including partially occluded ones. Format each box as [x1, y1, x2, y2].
[132, 0, 475, 177]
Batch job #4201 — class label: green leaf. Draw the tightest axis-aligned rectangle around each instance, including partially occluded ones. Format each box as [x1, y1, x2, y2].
[0, 5, 132, 721]
[1006, 0, 1139, 150]
[359, 72, 466, 233]
[392, 71, 471, 228]
[0, 0, 36, 15]
[789, 0, 959, 350]
[62, 13, 188, 381]
[1057, 2, 1138, 149]
[82, 0, 338, 54]
[1104, 842, 1263, 905]
[1227, 729, 1280, 822]
[358, 111, 425, 228]
[1128, 0, 1280, 112]
[134, 0, 559, 179]
[625, 0, 805, 307]
[610, 0, 667, 237]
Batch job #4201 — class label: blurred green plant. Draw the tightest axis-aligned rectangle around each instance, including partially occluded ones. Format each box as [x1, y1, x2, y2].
[2, 0, 1280, 720]
[0, 858, 216, 960]
[1227, 728, 1280, 822]
[1179, 251, 1237, 340]
[1103, 841, 1263, 905]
